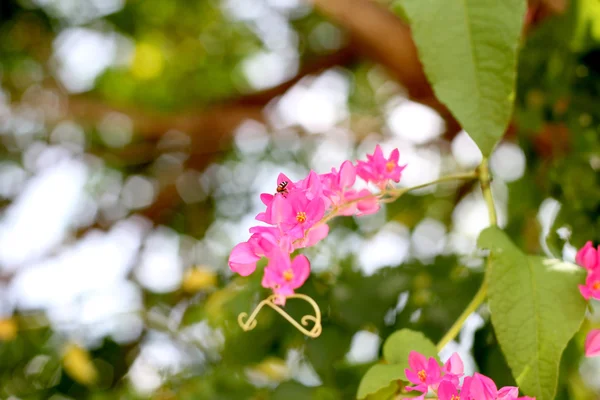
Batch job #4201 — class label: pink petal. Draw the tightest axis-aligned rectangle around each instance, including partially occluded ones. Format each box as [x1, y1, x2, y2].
[443, 352, 464, 376]
[426, 357, 441, 381]
[277, 173, 291, 185]
[437, 380, 458, 400]
[228, 242, 260, 276]
[576, 241, 599, 271]
[273, 285, 294, 298]
[290, 254, 311, 289]
[389, 148, 400, 163]
[272, 194, 293, 225]
[470, 373, 497, 400]
[404, 368, 422, 386]
[301, 224, 329, 248]
[261, 265, 279, 288]
[407, 351, 427, 372]
[339, 160, 357, 188]
[497, 386, 519, 400]
[580, 284, 592, 300]
[372, 145, 384, 163]
[306, 197, 325, 222]
[356, 161, 375, 183]
[260, 193, 274, 206]
[585, 329, 600, 357]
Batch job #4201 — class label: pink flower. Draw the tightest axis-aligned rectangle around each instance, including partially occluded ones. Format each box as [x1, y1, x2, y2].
[497, 386, 519, 400]
[576, 241, 599, 271]
[295, 170, 324, 201]
[440, 352, 464, 387]
[275, 191, 325, 239]
[256, 173, 296, 224]
[437, 380, 460, 400]
[293, 223, 330, 249]
[228, 242, 261, 276]
[461, 373, 497, 400]
[356, 145, 406, 188]
[261, 249, 310, 304]
[585, 329, 600, 357]
[404, 351, 441, 393]
[321, 161, 357, 211]
[578, 270, 600, 300]
[346, 189, 380, 216]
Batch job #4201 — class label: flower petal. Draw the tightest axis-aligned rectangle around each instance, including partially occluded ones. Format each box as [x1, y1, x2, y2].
[228, 242, 260, 276]
[407, 351, 427, 372]
[585, 329, 600, 357]
[290, 254, 311, 288]
[443, 352, 464, 376]
[437, 380, 458, 400]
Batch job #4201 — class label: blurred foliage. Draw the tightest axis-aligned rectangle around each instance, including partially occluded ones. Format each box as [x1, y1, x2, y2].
[0, 0, 599, 399]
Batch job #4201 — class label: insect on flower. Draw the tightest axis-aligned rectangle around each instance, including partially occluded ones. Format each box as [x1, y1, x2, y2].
[276, 181, 289, 197]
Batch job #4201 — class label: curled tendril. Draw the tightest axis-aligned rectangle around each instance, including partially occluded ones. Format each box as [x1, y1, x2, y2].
[237, 294, 322, 338]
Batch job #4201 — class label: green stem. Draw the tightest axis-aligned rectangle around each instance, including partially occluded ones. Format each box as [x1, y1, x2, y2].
[478, 158, 497, 226]
[384, 171, 478, 199]
[436, 280, 488, 352]
[298, 171, 478, 244]
[435, 159, 497, 351]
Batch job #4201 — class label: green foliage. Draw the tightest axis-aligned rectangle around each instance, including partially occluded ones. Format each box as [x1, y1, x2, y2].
[356, 329, 437, 399]
[479, 226, 588, 400]
[399, 0, 527, 155]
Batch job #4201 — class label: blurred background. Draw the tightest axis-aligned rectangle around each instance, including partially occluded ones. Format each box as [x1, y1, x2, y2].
[0, 0, 599, 398]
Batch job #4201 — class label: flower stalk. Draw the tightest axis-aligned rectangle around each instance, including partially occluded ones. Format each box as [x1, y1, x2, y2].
[436, 158, 496, 351]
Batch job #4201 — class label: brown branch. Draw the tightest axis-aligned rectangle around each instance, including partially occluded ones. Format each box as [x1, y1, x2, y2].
[65, 45, 357, 140]
[310, 0, 432, 99]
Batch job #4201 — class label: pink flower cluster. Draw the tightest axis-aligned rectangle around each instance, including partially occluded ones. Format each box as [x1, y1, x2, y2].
[228, 146, 405, 304]
[575, 241, 600, 357]
[404, 351, 534, 400]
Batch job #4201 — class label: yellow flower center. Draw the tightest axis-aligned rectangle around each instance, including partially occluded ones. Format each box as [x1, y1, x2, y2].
[417, 370, 427, 382]
[451, 395, 460, 400]
[593, 281, 600, 290]
[283, 269, 294, 282]
[385, 161, 395, 172]
[296, 211, 307, 223]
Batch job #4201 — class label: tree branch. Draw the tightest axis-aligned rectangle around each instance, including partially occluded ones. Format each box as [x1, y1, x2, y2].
[311, 0, 432, 99]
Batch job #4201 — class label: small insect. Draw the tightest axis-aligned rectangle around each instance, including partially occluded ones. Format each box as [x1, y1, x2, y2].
[276, 181, 289, 196]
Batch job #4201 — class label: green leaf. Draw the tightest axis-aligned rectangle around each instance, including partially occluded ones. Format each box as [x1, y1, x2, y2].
[356, 364, 403, 400]
[400, 0, 527, 155]
[357, 329, 438, 399]
[478, 226, 587, 400]
[383, 329, 439, 364]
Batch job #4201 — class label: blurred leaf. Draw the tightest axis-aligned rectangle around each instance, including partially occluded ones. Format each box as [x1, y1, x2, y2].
[383, 329, 438, 364]
[0, 318, 17, 341]
[182, 265, 218, 293]
[400, 0, 527, 155]
[356, 365, 401, 399]
[479, 226, 587, 400]
[62, 344, 98, 387]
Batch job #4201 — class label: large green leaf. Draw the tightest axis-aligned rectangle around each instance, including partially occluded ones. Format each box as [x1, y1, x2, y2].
[400, 0, 527, 155]
[356, 329, 438, 399]
[478, 227, 587, 400]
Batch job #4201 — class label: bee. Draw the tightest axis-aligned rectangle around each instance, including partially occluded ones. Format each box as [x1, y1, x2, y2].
[276, 181, 289, 197]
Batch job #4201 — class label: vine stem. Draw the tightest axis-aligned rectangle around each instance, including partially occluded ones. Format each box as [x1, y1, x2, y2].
[435, 158, 497, 352]
[436, 281, 488, 352]
[296, 171, 479, 245]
